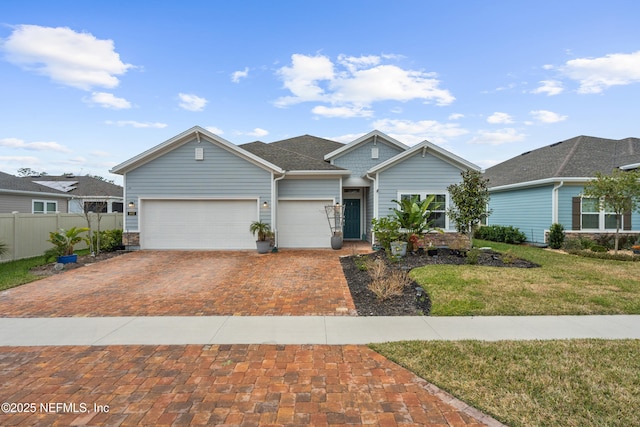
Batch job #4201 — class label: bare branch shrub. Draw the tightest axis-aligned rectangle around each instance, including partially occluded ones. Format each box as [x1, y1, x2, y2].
[365, 258, 411, 300]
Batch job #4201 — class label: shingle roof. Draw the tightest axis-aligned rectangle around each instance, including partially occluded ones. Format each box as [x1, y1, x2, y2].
[24, 175, 123, 197]
[484, 136, 640, 187]
[0, 171, 67, 195]
[240, 135, 346, 171]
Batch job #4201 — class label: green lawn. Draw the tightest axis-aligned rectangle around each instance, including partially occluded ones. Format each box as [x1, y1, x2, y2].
[371, 339, 640, 427]
[0, 256, 48, 291]
[412, 240, 640, 316]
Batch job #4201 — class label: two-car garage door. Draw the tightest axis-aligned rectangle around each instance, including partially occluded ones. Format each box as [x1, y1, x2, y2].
[140, 199, 258, 250]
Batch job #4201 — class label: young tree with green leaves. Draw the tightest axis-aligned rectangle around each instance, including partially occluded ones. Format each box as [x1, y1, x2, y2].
[582, 169, 640, 253]
[447, 170, 492, 248]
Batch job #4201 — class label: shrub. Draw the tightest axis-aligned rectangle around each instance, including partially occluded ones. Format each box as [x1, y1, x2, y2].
[371, 217, 401, 251]
[548, 223, 565, 249]
[474, 225, 527, 244]
[365, 258, 411, 300]
[90, 229, 123, 253]
[590, 245, 608, 253]
[466, 248, 480, 265]
[502, 249, 516, 264]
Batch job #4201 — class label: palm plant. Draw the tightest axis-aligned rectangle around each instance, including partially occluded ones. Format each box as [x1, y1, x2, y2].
[391, 195, 438, 237]
[249, 221, 272, 241]
[46, 227, 90, 256]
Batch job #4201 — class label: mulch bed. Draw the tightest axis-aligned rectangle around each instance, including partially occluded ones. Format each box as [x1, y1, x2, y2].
[340, 247, 540, 316]
[30, 251, 129, 277]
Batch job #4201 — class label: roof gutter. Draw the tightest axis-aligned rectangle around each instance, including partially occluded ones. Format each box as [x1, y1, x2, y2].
[0, 189, 73, 198]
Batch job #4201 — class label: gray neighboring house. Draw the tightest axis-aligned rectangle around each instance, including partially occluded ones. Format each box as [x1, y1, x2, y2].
[0, 171, 71, 213]
[110, 126, 480, 250]
[484, 135, 640, 243]
[22, 175, 124, 214]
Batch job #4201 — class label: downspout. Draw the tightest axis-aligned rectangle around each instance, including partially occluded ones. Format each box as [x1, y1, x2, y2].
[552, 181, 564, 224]
[272, 172, 286, 248]
[366, 172, 378, 244]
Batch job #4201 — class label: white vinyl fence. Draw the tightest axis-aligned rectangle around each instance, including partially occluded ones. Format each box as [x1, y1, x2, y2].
[0, 213, 123, 262]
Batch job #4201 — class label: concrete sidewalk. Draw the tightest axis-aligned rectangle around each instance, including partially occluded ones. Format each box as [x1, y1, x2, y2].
[1, 315, 639, 346]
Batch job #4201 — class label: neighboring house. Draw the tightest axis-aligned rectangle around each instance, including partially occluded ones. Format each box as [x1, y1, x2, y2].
[0, 171, 71, 213]
[484, 135, 640, 243]
[110, 126, 480, 250]
[23, 175, 124, 214]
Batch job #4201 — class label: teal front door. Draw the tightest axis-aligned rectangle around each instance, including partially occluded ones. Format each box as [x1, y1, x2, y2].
[343, 199, 360, 239]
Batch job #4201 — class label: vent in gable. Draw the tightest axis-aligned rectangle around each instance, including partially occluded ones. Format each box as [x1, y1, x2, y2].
[371, 147, 379, 159]
[195, 147, 204, 161]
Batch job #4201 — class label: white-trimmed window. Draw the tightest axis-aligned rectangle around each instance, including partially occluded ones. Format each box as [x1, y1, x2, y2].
[399, 192, 447, 229]
[581, 197, 619, 230]
[33, 200, 58, 214]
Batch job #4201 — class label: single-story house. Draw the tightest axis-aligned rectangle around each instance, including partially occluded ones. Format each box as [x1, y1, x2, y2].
[0, 171, 72, 213]
[23, 175, 124, 213]
[484, 135, 640, 243]
[110, 126, 480, 250]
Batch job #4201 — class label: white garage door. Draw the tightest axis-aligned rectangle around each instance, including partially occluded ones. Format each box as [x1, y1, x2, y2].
[277, 200, 332, 248]
[140, 199, 258, 250]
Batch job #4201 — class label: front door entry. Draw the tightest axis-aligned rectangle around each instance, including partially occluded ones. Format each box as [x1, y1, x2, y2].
[343, 199, 360, 239]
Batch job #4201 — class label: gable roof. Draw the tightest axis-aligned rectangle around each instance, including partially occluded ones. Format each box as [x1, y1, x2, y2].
[484, 135, 640, 188]
[368, 140, 480, 174]
[271, 135, 344, 161]
[110, 126, 284, 175]
[0, 171, 71, 198]
[324, 130, 408, 161]
[26, 175, 123, 198]
[240, 140, 347, 172]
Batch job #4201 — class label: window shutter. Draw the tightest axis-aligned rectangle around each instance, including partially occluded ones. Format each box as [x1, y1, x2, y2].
[623, 209, 632, 230]
[572, 197, 581, 230]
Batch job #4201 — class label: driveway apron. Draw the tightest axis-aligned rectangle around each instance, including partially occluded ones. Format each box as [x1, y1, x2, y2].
[0, 248, 361, 317]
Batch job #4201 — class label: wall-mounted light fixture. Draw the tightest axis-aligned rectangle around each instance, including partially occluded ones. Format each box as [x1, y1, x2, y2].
[128, 201, 135, 209]
[262, 201, 269, 208]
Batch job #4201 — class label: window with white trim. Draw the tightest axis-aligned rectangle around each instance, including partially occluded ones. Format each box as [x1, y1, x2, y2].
[33, 200, 58, 214]
[581, 197, 620, 230]
[399, 192, 447, 228]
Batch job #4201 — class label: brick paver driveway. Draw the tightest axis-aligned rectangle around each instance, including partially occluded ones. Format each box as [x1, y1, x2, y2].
[0, 248, 364, 317]
[0, 344, 492, 426]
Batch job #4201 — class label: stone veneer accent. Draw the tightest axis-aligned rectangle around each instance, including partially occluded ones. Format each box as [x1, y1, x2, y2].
[422, 232, 470, 250]
[123, 232, 140, 248]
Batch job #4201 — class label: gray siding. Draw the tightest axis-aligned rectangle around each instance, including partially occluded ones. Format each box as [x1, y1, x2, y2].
[0, 193, 68, 214]
[278, 178, 340, 200]
[488, 185, 553, 243]
[377, 153, 464, 230]
[333, 138, 404, 178]
[125, 138, 272, 230]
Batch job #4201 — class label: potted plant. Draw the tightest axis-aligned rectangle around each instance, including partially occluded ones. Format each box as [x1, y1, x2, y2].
[45, 227, 90, 264]
[249, 221, 272, 254]
[331, 231, 343, 250]
[632, 243, 640, 255]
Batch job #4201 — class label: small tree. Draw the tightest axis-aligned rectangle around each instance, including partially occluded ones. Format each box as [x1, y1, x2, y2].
[548, 223, 565, 249]
[447, 170, 492, 248]
[582, 169, 640, 253]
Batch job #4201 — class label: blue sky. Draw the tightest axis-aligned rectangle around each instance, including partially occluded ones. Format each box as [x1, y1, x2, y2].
[1, 0, 639, 184]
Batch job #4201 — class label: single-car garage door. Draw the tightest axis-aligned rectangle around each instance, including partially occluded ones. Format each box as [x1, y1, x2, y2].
[140, 199, 258, 249]
[277, 199, 332, 248]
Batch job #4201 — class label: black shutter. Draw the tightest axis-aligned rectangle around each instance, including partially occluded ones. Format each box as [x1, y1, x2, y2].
[623, 209, 632, 230]
[572, 197, 581, 230]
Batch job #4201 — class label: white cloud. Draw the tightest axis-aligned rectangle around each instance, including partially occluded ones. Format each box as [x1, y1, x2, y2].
[468, 128, 526, 145]
[1, 24, 133, 90]
[487, 112, 513, 124]
[231, 67, 249, 83]
[531, 80, 564, 96]
[448, 113, 464, 120]
[90, 150, 111, 157]
[247, 128, 269, 138]
[372, 118, 469, 145]
[562, 51, 640, 94]
[0, 137, 71, 153]
[86, 92, 131, 109]
[104, 120, 167, 128]
[530, 110, 567, 123]
[311, 105, 373, 118]
[205, 126, 224, 135]
[178, 93, 208, 111]
[275, 53, 454, 117]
